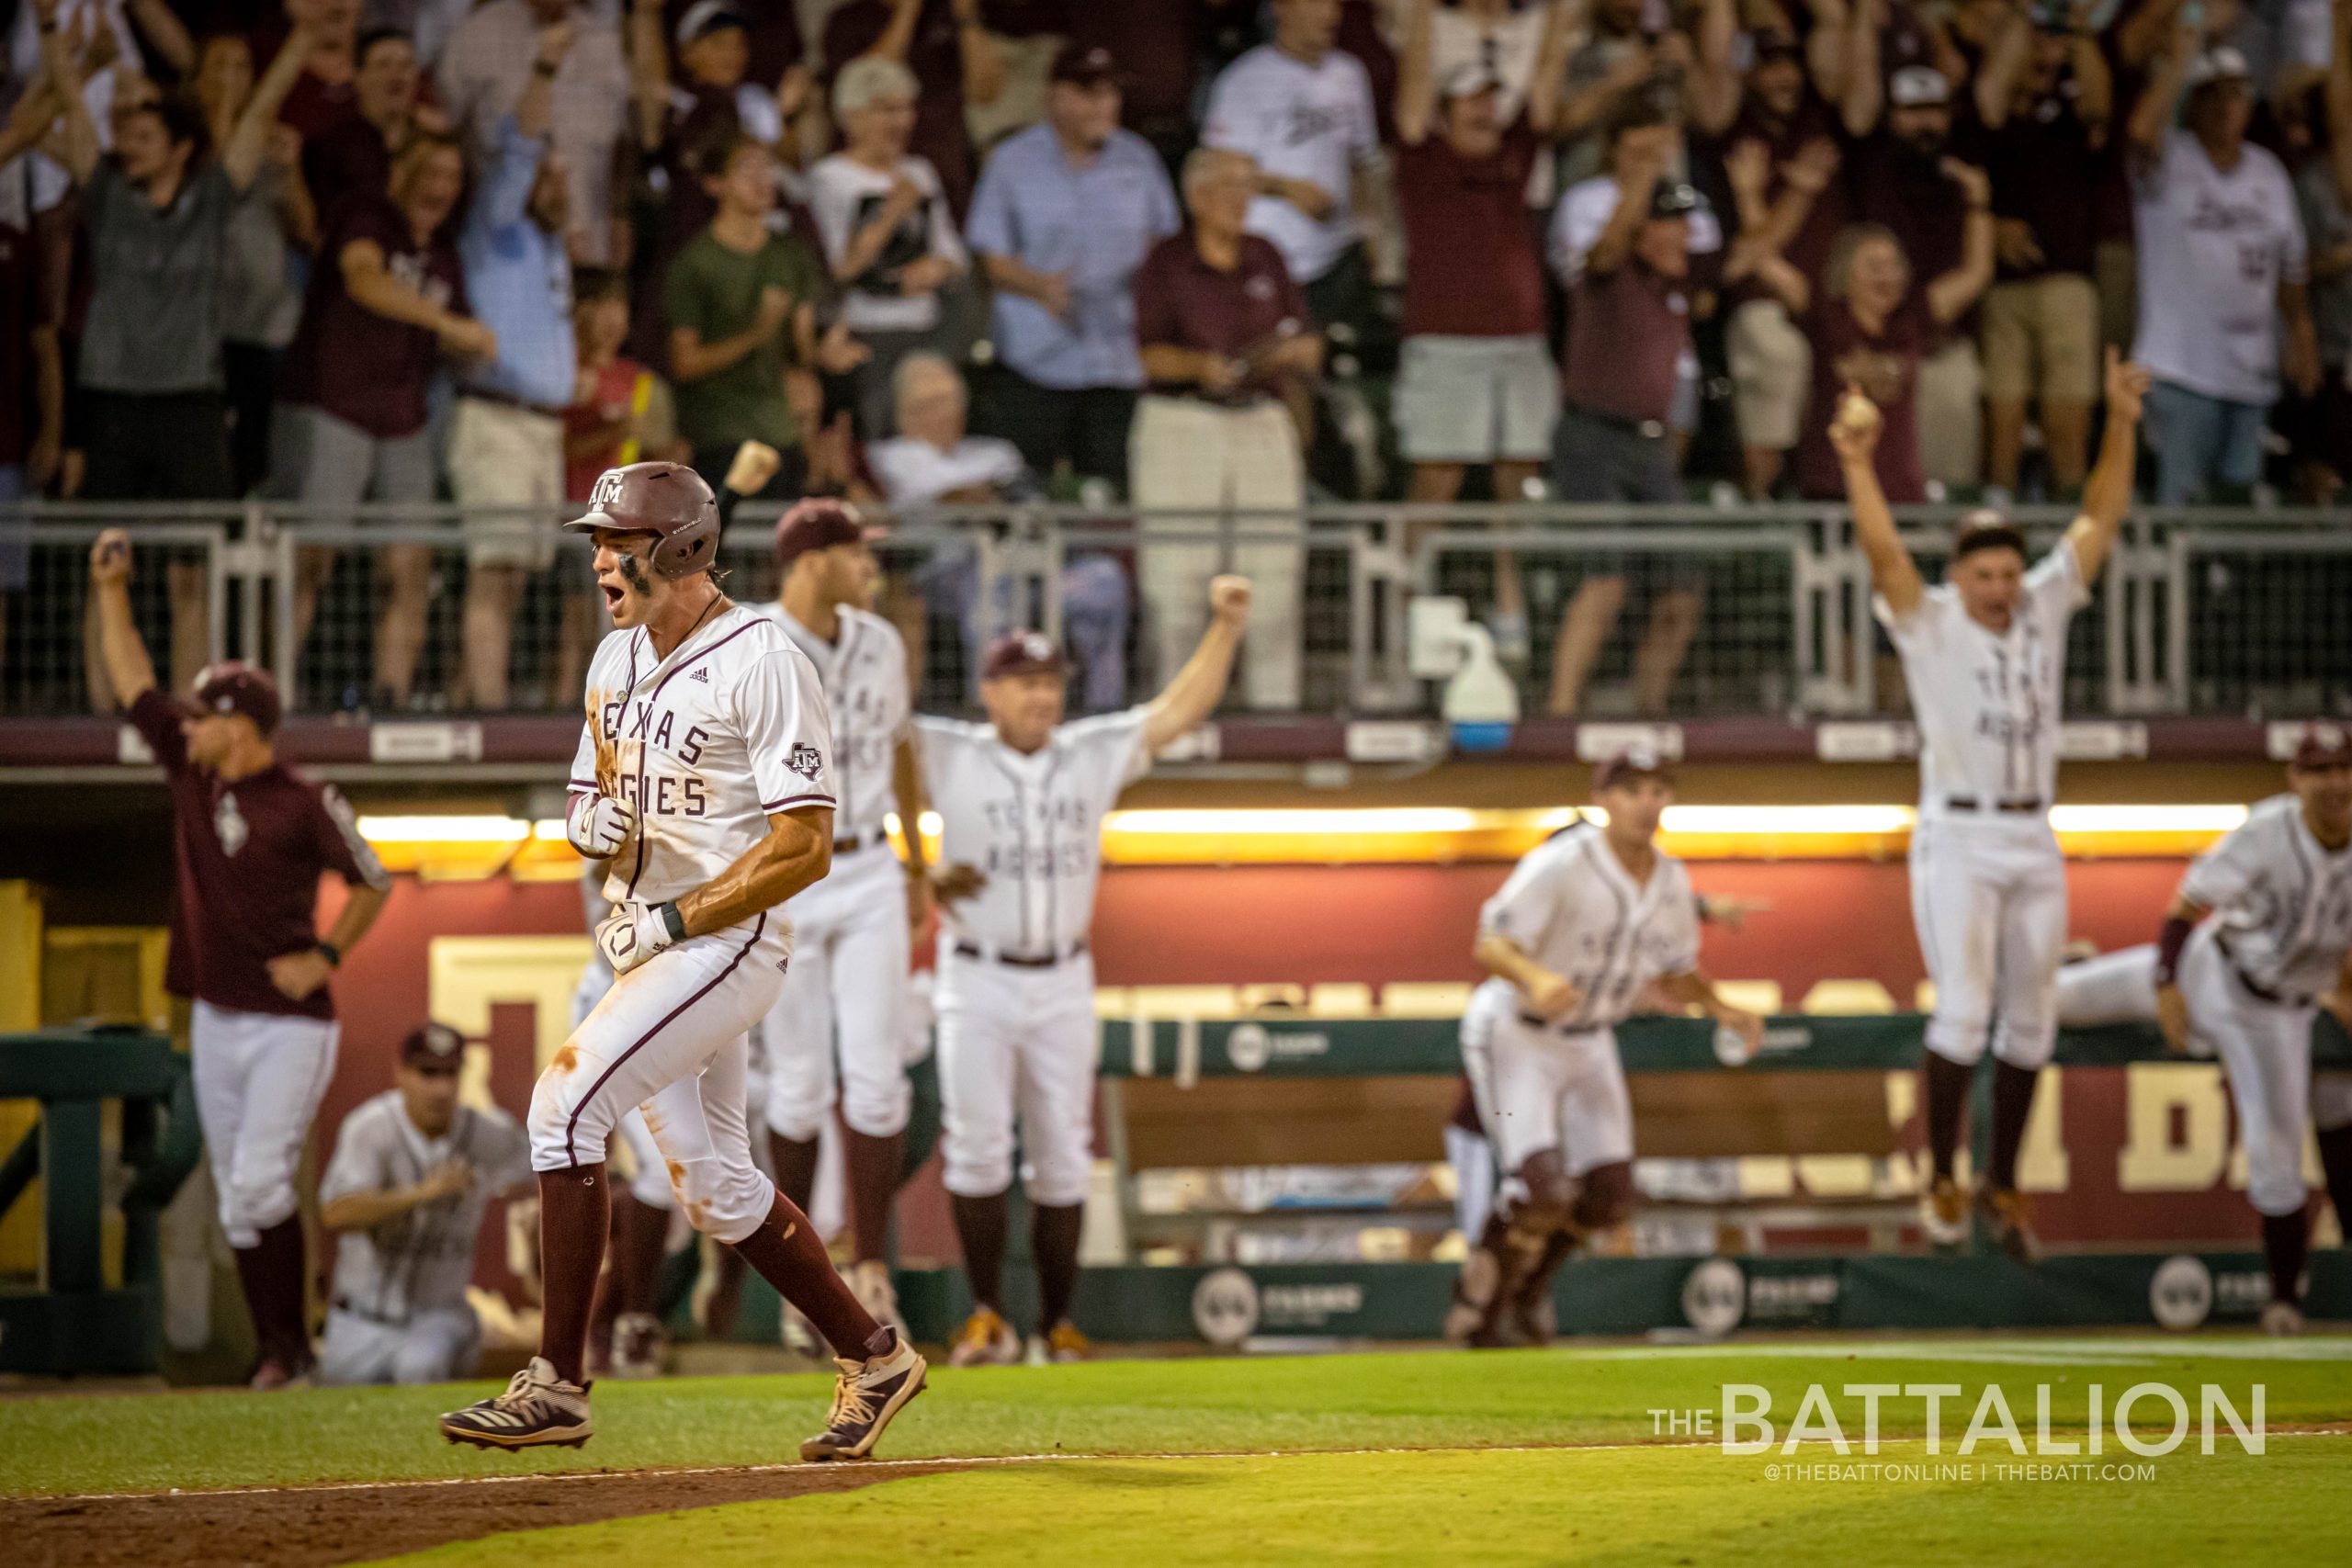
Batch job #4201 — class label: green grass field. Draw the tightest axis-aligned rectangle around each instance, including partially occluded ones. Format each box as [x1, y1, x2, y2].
[8, 1338, 2350, 1563]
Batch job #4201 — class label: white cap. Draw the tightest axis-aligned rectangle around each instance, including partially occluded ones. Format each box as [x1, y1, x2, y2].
[2184, 46, 2251, 87]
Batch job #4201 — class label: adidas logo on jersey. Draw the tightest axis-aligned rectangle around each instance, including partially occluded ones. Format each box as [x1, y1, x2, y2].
[692, 668, 710, 683]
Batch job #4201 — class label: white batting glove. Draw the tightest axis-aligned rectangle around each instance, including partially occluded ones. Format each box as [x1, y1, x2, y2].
[595, 900, 679, 976]
[568, 794, 639, 858]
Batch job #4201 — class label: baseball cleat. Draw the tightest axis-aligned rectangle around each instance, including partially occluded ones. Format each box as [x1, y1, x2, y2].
[1975, 1185, 2042, 1264]
[611, 1312, 668, 1380]
[801, 1329, 927, 1461]
[1442, 1247, 1505, 1348]
[948, 1306, 1023, 1368]
[1509, 1235, 1573, 1348]
[849, 1260, 910, 1341]
[438, 1357, 594, 1450]
[2259, 1300, 2306, 1337]
[248, 1357, 315, 1392]
[1920, 1176, 1969, 1247]
[1044, 1321, 1091, 1363]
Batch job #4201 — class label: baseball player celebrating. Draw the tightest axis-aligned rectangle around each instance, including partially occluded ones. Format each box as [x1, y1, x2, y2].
[755, 499, 932, 1336]
[1833, 349, 2150, 1259]
[88, 529, 392, 1389]
[317, 1023, 533, 1383]
[439, 462, 923, 1459]
[570, 443, 783, 1379]
[922, 581, 1250, 1366]
[1447, 750, 1763, 1348]
[2057, 725, 2352, 1332]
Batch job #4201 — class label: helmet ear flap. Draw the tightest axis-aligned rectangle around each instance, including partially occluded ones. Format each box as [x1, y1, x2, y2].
[650, 515, 719, 579]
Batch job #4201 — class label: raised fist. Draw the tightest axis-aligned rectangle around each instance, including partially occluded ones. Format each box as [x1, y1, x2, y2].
[1209, 575, 1252, 625]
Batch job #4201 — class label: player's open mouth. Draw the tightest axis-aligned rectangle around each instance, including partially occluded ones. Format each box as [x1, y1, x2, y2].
[602, 583, 625, 613]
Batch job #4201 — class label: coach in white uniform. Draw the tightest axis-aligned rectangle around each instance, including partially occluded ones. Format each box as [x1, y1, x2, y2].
[2058, 725, 2352, 1332]
[1832, 352, 2149, 1259]
[1448, 750, 1762, 1348]
[440, 461, 924, 1461]
[318, 1023, 531, 1384]
[921, 581, 1250, 1367]
[755, 500, 931, 1335]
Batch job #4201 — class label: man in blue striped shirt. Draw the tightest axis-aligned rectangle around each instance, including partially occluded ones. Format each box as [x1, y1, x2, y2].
[966, 43, 1179, 489]
[453, 17, 580, 710]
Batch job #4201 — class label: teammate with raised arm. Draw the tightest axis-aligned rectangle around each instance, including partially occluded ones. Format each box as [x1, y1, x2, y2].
[439, 461, 924, 1460]
[87, 529, 392, 1390]
[2057, 725, 2352, 1332]
[1833, 348, 2150, 1258]
[1447, 750, 1764, 1348]
[755, 498, 932, 1338]
[922, 581, 1250, 1367]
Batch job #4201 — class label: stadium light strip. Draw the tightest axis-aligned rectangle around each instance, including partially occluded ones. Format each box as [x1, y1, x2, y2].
[347, 803, 2257, 874]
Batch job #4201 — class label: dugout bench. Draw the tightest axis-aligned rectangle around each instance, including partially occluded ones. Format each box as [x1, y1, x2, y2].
[1091, 1012, 2352, 1265]
[0, 1027, 200, 1375]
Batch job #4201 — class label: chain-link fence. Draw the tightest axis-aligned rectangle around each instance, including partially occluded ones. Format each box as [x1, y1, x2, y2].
[5, 502, 2348, 724]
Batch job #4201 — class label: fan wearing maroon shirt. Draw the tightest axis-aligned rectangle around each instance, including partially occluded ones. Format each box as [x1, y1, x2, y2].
[1763, 185, 1995, 502]
[1545, 164, 1705, 718]
[87, 527, 391, 1389]
[277, 128, 496, 708]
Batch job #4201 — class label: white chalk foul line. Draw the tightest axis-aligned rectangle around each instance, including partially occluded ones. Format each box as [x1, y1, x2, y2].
[25, 1431, 2346, 1506]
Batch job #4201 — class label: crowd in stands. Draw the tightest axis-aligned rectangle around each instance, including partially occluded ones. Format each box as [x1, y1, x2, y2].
[2, 0, 2347, 714]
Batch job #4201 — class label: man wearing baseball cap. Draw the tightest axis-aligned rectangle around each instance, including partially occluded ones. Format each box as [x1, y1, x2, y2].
[1451, 746, 1762, 1347]
[2125, 37, 2320, 503]
[317, 1024, 534, 1384]
[87, 529, 394, 1388]
[752, 500, 936, 1337]
[966, 42, 1180, 488]
[915, 577, 1251, 1367]
[2055, 725, 2352, 1333]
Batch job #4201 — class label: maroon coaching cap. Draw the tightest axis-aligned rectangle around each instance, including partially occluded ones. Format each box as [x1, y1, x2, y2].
[2291, 722, 2352, 770]
[1594, 745, 1675, 791]
[1050, 42, 1117, 88]
[189, 661, 282, 736]
[980, 630, 1066, 682]
[773, 498, 880, 568]
[401, 1021, 466, 1069]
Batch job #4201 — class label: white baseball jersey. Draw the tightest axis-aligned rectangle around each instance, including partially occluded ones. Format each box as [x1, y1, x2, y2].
[754, 603, 910, 844]
[914, 708, 1153, 955]
[569, 604, 837, 906]
[2182, 794, 2352, 1000]
[1477, 821, 1702, 1032]
[320, 1092, 531, 1323]
[1876, 538, 2088, 810]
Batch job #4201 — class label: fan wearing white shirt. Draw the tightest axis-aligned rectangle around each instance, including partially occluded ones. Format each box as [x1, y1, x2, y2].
[1201, 0, 1382, 332]
[1829, 350, 2148, 1262]
[919, 579, 1250, 1368]
[2124, 42, 2320, 503]
[807, 55, 970, 439]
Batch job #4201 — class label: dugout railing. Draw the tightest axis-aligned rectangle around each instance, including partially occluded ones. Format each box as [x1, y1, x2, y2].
[3, 502, 2349, 724]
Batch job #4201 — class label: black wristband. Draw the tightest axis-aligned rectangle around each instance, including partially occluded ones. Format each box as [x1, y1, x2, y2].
[658, 902, 688, 942]
[2152, 915, 2194, 987]
[315, 941, 343, 969]
[532, 59, 559, 77]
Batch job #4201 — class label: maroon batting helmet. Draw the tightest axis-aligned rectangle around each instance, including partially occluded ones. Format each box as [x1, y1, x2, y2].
[563, 462, 721, 580]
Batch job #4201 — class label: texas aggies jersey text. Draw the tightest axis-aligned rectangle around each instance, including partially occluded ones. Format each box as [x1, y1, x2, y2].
[1478, 820, 1702, 1032]
[757, 604, 910, 844]
[569, 605, 836, 908]
[1875, 537, 2088, 808]
[915, 708, 1153, 956]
